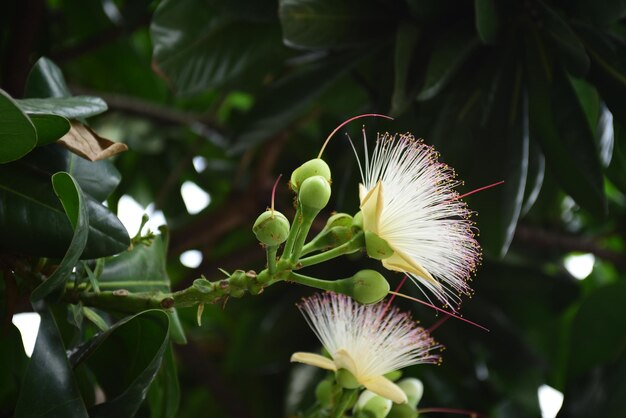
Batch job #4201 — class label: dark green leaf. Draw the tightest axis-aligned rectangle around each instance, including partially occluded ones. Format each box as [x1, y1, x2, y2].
[30, 172, 89, 301]
[16, 97, 108, 119]
[572, 0, 626, 26]
[607, 122, 626, 194]
[24, 57, 71, 98]
[28, 114, 71, 146]
[525, 29, 606, 216]
[0, 89, 37, 164]
[14, 303, 89, 417]
[69, 310, 170, 418]
[0, 324, 29, 412]
[475, 0, 499, 44]
[278, 0, 395, 49]
[151, 0, 282, 95]
[416, 34, 479, 101]
[0, 161, 129, 259]
[520, 139, 545, 216]
[147, 344, 180, 418]
[538, 1, 590, 77]
[390, 23, 421, 116]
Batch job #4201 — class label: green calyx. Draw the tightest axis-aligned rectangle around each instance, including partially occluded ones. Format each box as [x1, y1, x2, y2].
[352, 211, 363, 230]
[336, 368, 360, 389]
[290, 158, 332, 192]
[326, 213, 353, 229]
[386, 403, 418, 418]
[315, 379, 335, 407]
[253, 210, 290, 246]
[354, 391, 393, 418]
[364, 231, 394, 260]
[299, 175, 331, 212]
[397, 378, 423, 408]
[334, 269, 390, 304]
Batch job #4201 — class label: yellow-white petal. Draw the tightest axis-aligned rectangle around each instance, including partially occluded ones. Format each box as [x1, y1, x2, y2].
[382, 247, 440, 288]
[360, 181, 383, 235]
[290, 352, 337, 371]
[362, 375, 408, 404]
[334, 348, 359, 377]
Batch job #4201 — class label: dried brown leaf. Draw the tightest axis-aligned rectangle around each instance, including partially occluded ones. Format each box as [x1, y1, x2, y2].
[57, 121, 128, 161]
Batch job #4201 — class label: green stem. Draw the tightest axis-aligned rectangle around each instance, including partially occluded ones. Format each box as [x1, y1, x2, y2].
[298, 232, 364, 268]
[289, 272, 338, 292]
[330, 389, 357, 418]
[267, 246, 278, 275]
[281, 205, 302, 262]
[289, 209, 316, 263]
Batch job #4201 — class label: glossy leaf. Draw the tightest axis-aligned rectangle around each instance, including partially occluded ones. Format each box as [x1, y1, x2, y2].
[0, 324, 28, 412]
[27, 114, 71, 146]
[24, 56, 70, 98]
[278, 0, 395, 49]
[525, 29, 606, 216]
[16, 97, 108, 119]
[0, 161, 129, 259]
[151, 0, 282, 95]
[14, 302, 89, 417]
[475, 0, 499, 44]
[147, 344, 180, 418]
[0, 90, 37, 164]
[69, 310, 170, 418]
[30, 172, 89, 301]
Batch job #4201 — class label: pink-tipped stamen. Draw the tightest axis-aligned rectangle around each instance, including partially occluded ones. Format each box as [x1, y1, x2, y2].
[271, 174, 282, 215]
[379, 275, 408, 319]
[387, 291, 489, 332]
[418, 407, 487, 417]
[317, 113, 393, 158]
[427, 315, 451, 333]
[454, 180, 505, 201]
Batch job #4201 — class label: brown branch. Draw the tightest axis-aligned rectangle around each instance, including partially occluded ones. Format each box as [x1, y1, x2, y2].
[513, 224, 626, 268]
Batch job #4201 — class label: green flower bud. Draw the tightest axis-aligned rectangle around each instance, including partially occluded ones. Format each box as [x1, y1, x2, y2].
[364, 231, 394, 260]
[354, 391, 393, 418]
[299, 175, 331, 211]
[290, 158, 332, 191]
[315, 379, 334, 407]
[352, 211, 363, 230]
[397, 378, 423, 408]
[336, 368, 360, 389]
[252, 210, 290, 246]
[332, 270, 390, 304]
[387, 403, 418, 418]
[326, 213, 353, 229]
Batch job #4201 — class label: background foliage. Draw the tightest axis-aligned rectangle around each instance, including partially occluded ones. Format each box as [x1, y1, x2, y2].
[1, 0, 626, 417]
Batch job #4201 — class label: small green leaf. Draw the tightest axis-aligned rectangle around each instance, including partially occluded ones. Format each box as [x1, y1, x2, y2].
[0, 89, 37, 164]
[278, 0, 395, 49]
[28, 114, 71, 146]
[25, 56, 71, 98]
[14, 302, 90, 417]
[82, 307, 109, 332]
[475, 0, 499, 44]
[16, 97, 108, 119]
[30, 172, 89, 301]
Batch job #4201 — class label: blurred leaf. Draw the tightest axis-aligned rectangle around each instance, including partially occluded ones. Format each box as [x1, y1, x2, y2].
[416, 33, 479, 101]
[520, 139, 545, 216]
[57, 121, 128, 161]
[568, 281, 626, 378]
[208, 0, 278, 20]
[0, 161, 129, 259]
[99, 229, 186, 343]
[0, 324, 28, 413]
[27, 114, 71, 146]
[14, 302, 89, 418]
[147, 344, 180, 418]
[475, 0, 499, 44]
[152, 0, 282, 95]
[24, 56, 71, 98]
[539, 1, 589, 77]
[525, 29, 606, 216]
[572, 0, 626, 26]
[230, 53, 361, 153]
[278, 0, 395, 49]
[69, 310, 170, 418]
[607, 122, 626, 194]
[390, 23, 421, 116]
[16, 97, 108, 119]
[0, 89, 37, 164]
[31, 172, 89, 302]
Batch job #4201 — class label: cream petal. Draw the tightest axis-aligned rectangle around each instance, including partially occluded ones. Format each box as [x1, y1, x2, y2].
[290, 352, 337, 371]
[362, 375, 408, 404]
[360, 181, 383, 234]
[381, 247, 440, 288]
[333, 348, 359, 377]
[359, 183, 368, 202]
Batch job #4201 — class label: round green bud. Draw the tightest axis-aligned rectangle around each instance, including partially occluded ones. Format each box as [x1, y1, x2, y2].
[336, 368, 360, 389]
[349, 269, 390, 304]
[354, 391, 393, 418]
[299, 175, 331, 211]
[352, 211, 363, 230]
[397, 378, 423, 408]
[315, 379, 334, 407]
[252, 210, 290, 246]
[326, 213, 353, 229]
[365, 231, 394, 260]
[386, 403, 418, 418]
[291, 158, 332, 191]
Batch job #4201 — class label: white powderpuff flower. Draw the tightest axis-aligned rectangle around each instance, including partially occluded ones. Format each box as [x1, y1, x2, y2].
[290, 292, 440, 404]
[355, 132, 481, 309]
